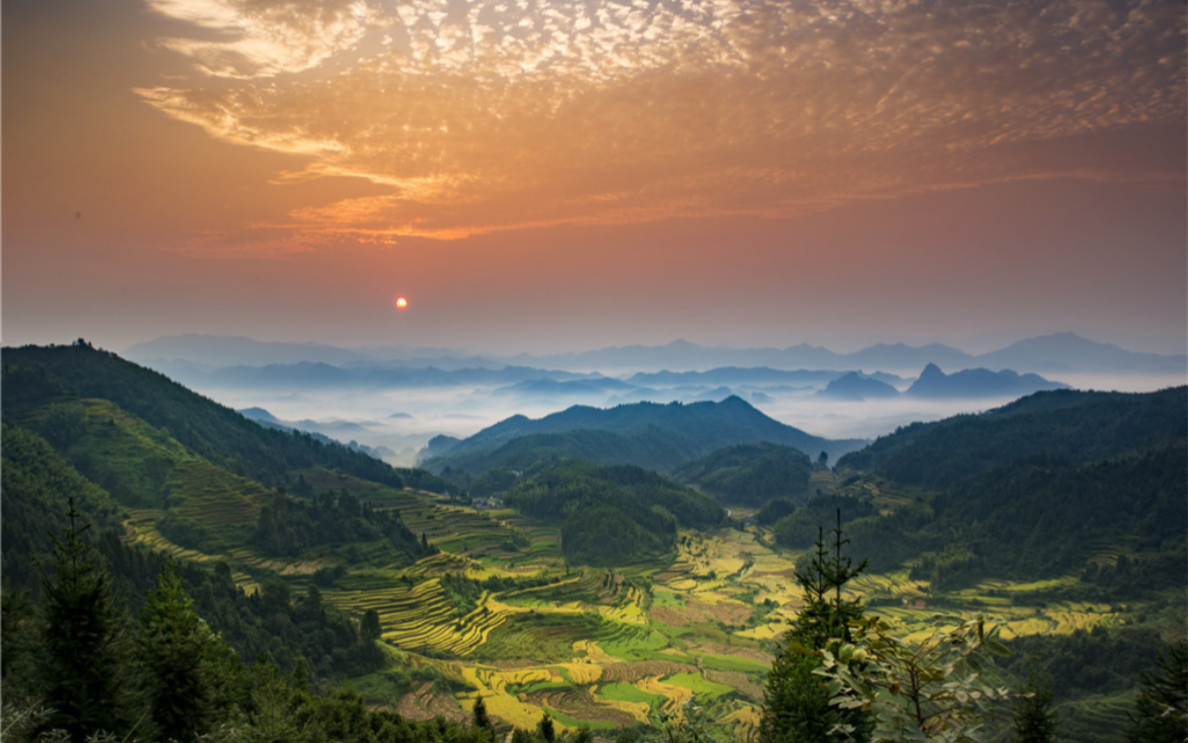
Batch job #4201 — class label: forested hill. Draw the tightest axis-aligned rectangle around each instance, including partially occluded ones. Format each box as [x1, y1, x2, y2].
[2, 341, 453, 494]
[836, 386, 1187, 489]
[671, 442, 815, 506]
[503, 459, 725, 565]
[423, 395, 866, 476]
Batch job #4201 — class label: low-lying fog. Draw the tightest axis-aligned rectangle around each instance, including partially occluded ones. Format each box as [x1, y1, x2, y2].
[183, 371, 1186, 468]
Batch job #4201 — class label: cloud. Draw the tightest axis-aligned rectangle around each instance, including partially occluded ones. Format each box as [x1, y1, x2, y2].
[140, 0, 1186, 252]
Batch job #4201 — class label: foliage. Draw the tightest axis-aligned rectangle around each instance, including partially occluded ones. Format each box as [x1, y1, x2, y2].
[836, 387, 1187, 489]
[1010, 670, 1059, 743]
[672, 442, 813, 506]
[761, 643, 857, 743]
[994, 626, 1166, 700]
[755, 496, 798, 526]
[818, 614, 1011, 743]
[2, 345, 458, 495]
[1125, 640, 1188, 743]
[1, 423, 126, 589]
[137, 557, 236, 741]
[504, 460, 723, 565]
[6, 501, 562, 743]
[760, 512, 871, 743]
[38, 498, 137, 740]
[472, 695, 492, 732]
[251, 489, 431, 562]
[920, 445, 1187, 588]
[771, 496, 876, 552]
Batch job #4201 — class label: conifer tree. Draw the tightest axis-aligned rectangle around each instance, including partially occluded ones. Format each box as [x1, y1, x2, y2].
[1126, 640, 1188, 743]
[472, 695, 492, 732]
[1011, 670, 1059, 743]
[138, 556, 217, 741]
[361, 608, 383, 644]
[39, 498, 135, 739]
[759, 510, 871, 743]
[537, 711, 556, 743]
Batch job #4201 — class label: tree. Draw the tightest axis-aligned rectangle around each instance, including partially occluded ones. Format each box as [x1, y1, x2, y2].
[361, 608, 383, 644]
[819, 451, 829, 469]
[759, 510, 871, 743]
[1125, 640, 1188, 743]
[1010, 670, 1059, 743]
[38, 498, 136, 739]
[537, 711, 556, 743]
[792, 512, 868, 649]
[248, 657, 303, 743]
[817, 614, 1011, 743]
[138, 557, 218, 741]
[472, 695, 492, 732]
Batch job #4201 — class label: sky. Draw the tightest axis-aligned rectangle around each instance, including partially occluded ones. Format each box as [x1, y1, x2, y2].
[3, 0, 1186, 356]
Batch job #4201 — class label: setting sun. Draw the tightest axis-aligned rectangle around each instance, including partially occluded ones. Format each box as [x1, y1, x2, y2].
[395, 296, 408, 310]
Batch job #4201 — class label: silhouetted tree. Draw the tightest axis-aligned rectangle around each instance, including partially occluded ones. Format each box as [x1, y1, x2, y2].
[361, 608, 382, 644]
[1126, 640, 1188, 743]
[538, 711, 556, 743]
[1011, 670, 1060, 743]
[39, 498, 135, 739]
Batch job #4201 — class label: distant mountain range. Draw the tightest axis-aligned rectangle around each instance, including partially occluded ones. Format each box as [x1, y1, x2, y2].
[904, 364, 1069, 399]
[237, 407, 397, 459]
[816, 372, 901, 401]
[125, 331, 1187, 375]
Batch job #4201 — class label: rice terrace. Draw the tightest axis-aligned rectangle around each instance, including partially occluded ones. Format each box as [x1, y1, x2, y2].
[117, 457, 1182, 738]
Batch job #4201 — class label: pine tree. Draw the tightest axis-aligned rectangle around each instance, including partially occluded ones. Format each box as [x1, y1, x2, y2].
[537, 711, 556, 743]
[759, 510, 871, 743]
[361, 608, 383, 644]
[138, 556, 217, 741]
[1126, 640, 1188, 743]
[38, 498, 135, 739]
[472, 695, 492, 732]
[1011, 670, 1059, 743]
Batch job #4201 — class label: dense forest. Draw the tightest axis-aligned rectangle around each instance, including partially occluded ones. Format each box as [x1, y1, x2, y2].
[504, 459, 725, 565]
[671, 442, 813, 506]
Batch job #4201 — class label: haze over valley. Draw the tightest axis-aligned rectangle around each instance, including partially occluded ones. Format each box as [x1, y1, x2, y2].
[122, 332, 1187, 466]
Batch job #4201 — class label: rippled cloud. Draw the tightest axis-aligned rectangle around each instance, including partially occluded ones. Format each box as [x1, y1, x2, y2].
[139, 0, 1186, 251]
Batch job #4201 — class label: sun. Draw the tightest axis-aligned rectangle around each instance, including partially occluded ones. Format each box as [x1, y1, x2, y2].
[395, 296, 408, 309]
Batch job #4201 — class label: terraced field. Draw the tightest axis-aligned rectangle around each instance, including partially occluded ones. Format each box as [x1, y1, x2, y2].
[324, 575, 508, 655]
[124, 509, 260, 593]
[167, 460, 266, 526]
[121, 465, 1159, 740]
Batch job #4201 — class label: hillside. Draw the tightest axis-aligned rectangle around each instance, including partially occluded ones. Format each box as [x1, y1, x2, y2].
[504, 460, 725, 566]
[423, 396, 866, 476]
[671, 442, 815, 506]
[836, 386, 1187, 489]
[2, 343, 455, 494]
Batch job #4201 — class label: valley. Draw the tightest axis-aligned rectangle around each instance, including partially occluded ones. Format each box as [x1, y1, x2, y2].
[2, 343, 1184, 742]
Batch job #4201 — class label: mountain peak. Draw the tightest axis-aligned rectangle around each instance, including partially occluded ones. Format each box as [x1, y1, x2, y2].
[919, 362, 945, 377]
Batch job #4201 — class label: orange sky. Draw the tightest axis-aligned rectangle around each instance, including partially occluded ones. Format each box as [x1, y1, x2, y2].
[3, 0, 1186, 353]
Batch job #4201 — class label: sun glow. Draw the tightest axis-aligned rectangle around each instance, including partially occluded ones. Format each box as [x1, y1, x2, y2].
[395, 296, 408, 309]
